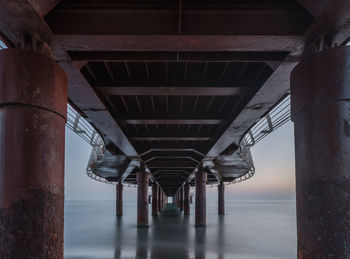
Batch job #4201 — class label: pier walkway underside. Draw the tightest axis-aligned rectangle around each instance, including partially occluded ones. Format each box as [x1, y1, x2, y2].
[0, 0, 349, 258]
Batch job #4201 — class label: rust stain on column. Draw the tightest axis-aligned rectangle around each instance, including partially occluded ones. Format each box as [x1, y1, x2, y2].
[218, 181, 225, 215]
[184, 183, 190, 215]
[291, 46, 350, 258]
[137, 167, 149, 227]
[195, 168, 207, 227]
[0, 49, 67, 258]
[116, 181, 123, 216]
[152, 183, 158, 215]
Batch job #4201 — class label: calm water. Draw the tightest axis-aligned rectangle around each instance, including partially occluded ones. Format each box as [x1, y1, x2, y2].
[64, 200, 297, 259]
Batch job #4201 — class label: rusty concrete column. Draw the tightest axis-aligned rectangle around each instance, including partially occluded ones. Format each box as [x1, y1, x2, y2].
[152, 183, 158, 215]
[218, 181, 225, 215]
[137, 166, 149, 227]
[291, 46, 350, 258]
[195, 168, 207, 227]
[184, 183, 190, 215]
[180, 186, 184, 211]
[0, 49, 67, 258]
[116, 181, 123, 216]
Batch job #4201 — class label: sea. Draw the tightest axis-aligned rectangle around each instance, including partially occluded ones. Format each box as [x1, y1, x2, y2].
[64, 200, 297, 259]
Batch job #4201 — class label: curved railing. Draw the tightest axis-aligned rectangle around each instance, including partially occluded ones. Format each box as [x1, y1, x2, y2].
[66, 105, 111, 184]
[210, 94, 291, 186]
[67, 94, 291, 186]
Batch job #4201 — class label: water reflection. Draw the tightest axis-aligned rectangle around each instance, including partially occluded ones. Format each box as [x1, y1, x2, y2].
[65, 201, 297, 259]
[136, 228, 149, 258]
[217, 216, 225, 259]
[195, 227, 207, 259]
[114, 205, 216, 259]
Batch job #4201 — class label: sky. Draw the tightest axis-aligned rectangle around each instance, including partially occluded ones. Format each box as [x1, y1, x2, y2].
[65, 120, 296, 201]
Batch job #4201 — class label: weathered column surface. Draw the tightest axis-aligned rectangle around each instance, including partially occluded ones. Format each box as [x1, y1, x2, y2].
[137, 168, 149, 227]
[195, 168, 207, 227]
[291, 46, 350, 258]
[0, 49, 67, 258]
[116, 181, 123, 216]
[152, 183, 158, 215]
[218, 181, 225, 215]
[184, 183, 190, 215]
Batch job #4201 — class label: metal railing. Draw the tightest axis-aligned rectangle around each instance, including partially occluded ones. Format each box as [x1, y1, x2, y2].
[66, 105, 111, 184]
[67, 93, 291, 186]
[219, 94, 291, 186]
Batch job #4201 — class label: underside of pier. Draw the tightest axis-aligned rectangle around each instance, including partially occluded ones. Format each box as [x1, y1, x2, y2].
[0, 0, 349, 258]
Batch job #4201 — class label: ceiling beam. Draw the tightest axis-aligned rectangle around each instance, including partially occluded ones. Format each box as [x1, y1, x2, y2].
[46, 7, 312, 35]
[122, 119, 223, 125]
[68, 51, 288, 62]
[28, 0, 61, 17]
[54, 35, 303, 53]
[96, 87, 254, 96]
[131, 137, 211, 141]
[296, 0, 332, 17]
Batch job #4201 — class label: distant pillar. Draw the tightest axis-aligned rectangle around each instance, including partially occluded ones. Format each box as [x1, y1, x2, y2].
[184, 183, 190, 215]
[0, 49, 67, 258]
[160, 190, 164, 209]
[137, 166, 149, 227]
[218, 181, 225, 215]
[158, 186, 162, 211]
[291, 46, 350, 258]
[152, 183, 158, 215]
[190, 195, 193, 204]
[116, 181, 123, 216]
[180, 186, 184, 211]
[195, 168, 207, 227]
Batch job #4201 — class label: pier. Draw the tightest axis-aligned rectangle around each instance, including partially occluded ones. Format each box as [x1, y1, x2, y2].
[0, 0, 349, 258]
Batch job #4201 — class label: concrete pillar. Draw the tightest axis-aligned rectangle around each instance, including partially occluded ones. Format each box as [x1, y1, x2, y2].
[152, 183, 158, 215]
[180, 186, 184, 211]
[137, 167, 149, 227]
[0, 49, 67, 258]
[195, 168, 207, 227]
[291, 46, 350, 258]
[218, 181, 225, 215]
[184, 183, 190, 215]
[116, 181, 123, 216]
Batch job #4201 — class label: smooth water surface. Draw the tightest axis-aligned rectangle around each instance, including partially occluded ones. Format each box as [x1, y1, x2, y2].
[65, 200, 297, 259]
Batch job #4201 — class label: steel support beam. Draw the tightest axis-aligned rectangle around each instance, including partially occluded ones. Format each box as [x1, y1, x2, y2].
[29, 0, 61, 17]
[218, 181, 225, 215]
[195, 168, 207, 227]
[152, 183, 158, 215]
[96, 86, 253, 96]
[123, 119, 223, 125]
[137, 168, 149, 227]
[184, 183, 190, 215]
[0, 49, 67, 258]
[291, 46, 350, 258]
[54, 35, 303, 52]
[179, 186, 184, 211]
[116, 181, 123, 216]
